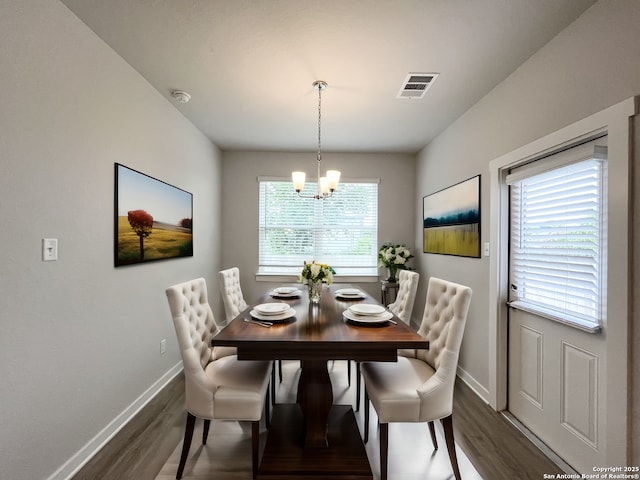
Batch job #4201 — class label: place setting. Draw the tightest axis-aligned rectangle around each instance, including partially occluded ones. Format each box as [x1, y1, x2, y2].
[334, 287, 367, 300]
[343, 303, 397, 327]
[244, 302, 296, 327]
[270, 286, 302, 298]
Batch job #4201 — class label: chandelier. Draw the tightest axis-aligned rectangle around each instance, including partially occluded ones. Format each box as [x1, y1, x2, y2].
[292, 80, 341, 199]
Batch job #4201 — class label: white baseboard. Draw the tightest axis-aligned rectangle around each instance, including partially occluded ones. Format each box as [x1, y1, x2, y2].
[47, 361, 183, 480]
[457, 365, 490, 405]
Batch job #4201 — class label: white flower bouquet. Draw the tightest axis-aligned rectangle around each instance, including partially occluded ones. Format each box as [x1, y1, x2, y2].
[378, 243, 413, 281]
[300, 260, 335, 302]
[300, 260, 336, 284]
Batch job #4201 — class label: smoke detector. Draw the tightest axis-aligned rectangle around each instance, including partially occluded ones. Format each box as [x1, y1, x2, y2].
[171, 90, 191, 103]
[397, 73, 439, 99]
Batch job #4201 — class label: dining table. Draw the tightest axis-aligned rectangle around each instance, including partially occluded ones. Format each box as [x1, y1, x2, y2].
[212, 282, 428, 479]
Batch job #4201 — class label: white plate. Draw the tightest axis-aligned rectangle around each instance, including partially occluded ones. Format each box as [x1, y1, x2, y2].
[343, 309, 393, 325]
[250, 308, 296, 322]
[335, 288, 361, 296]
[253, 302, 290, 315]
[270, 288, 301, 298]
[334, 288, 366, 299]
[274, 286, 298, 294]
[349, 304, 386, 315]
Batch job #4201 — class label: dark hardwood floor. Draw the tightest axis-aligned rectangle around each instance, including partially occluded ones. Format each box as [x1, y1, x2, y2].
[73, 362, 561, 480]
[451, 378, 562, 479]
[72, 376, 186, 480]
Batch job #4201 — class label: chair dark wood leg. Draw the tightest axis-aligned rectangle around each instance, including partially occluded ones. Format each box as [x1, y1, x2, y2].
[364, 388, 370, 444]
[441, 415, 462, 480]
[278, 360, 283, 383]
[428, 421, 438, 450]
[176, 412, 196, 479]
[252, 420, 259, 479]
[355, 363, 361, 411]
[202, 419, 210, 445]
[347, 360, 351, 386]
[271, 366, 276, 401]
[379, 422, 388, 480]
[265, 390, 271, 429]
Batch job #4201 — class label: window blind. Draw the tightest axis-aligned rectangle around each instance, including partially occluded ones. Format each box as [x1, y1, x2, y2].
[509, 150, 606, 328]
[258, 180, 378, 275]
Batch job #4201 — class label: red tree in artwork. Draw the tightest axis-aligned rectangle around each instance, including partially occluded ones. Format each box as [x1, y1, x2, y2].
[180, 218, 192, 229]
[128, 210, 154, 260]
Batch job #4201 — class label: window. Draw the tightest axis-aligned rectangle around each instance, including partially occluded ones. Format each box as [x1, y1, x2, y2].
[507, 141, 607, 330]
[258, 178, 378, 276]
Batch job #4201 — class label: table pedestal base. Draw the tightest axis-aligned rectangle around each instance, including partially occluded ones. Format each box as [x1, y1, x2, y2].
[257, 404, 373, 479]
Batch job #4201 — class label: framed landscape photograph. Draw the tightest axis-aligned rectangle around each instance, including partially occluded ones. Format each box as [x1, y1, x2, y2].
[423, 175, 480, 258]
[114, 163, 193, 266]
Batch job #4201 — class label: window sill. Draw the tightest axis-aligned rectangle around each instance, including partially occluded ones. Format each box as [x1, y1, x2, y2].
[255, 273, 381, 284]
[507, 300, 601, 334]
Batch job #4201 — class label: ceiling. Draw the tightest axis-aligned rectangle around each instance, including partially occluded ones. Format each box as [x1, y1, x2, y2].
[60, 0, 596, 154]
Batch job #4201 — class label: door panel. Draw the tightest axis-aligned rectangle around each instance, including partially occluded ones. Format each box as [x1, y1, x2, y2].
[518, 325, 543, 407]
[508, 309, 605, 472]
[561, 342, 598, 448]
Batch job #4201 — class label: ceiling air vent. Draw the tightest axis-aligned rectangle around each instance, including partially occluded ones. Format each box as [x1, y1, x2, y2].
[397, 73, 439, 99]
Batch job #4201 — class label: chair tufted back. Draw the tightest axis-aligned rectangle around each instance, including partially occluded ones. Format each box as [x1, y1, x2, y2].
[166, 278, 220, 369]
[166, 278, 227, 416]
[388, 270, 419, 324]
[219, 267, 249, 323]
[416, 277, 472, 373]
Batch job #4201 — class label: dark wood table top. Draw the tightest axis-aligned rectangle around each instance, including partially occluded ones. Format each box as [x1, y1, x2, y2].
[213, 283, 427, 361]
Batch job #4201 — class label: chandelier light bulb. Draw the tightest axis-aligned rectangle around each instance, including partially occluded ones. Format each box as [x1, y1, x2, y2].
[292, 171, 306, 192]
[326, 170, 341, 190]
[319, 177, 330, 194]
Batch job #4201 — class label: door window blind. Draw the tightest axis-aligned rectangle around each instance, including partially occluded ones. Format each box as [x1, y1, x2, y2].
[508, 146, 607, 328]
[258, 179, 378, 275]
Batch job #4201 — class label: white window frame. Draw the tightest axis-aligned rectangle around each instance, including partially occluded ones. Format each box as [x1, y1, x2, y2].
[257, 176, 379, 281]
[506, 141, 607, 333]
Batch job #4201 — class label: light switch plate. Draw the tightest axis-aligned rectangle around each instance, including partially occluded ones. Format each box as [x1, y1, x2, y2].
[483, 242, 490, 257]
[42, 238, 58, 261]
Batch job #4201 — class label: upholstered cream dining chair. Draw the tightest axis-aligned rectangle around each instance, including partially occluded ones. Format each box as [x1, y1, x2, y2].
[361, 277, 472, 480]
[166, 278, 272, 479]
[218, 267, 248, 322]
[219, 267, 285, 387]
[355, 269, 420, 412]
[387, 269, 420, 324]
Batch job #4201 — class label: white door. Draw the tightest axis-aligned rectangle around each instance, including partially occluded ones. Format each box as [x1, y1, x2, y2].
[507, 140, 608, 473]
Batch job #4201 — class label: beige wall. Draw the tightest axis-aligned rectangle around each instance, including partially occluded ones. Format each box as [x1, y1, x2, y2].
[416, 0, 640, 463]
[220, 151, 416, 305]
[0, 1, 222, 479]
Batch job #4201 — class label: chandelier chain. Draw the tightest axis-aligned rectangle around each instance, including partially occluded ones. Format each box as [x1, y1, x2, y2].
[292, 80, 338, 200]
[317, 83, 322, 165]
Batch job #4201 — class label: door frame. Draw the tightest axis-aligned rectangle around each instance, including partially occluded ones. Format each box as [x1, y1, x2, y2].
[487, 96, 637, 466]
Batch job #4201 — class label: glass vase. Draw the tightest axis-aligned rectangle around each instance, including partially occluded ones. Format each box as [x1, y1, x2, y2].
[386, 266, 398, 283]
[308, 279, 322, 303]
